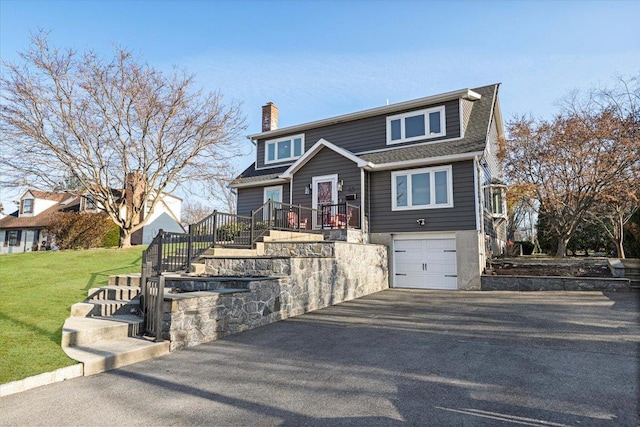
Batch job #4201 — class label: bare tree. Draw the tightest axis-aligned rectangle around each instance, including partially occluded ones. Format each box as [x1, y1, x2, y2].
[181, 201, 213, 227]
[0, 32, 245, 247]
[502, 75, 640, 256]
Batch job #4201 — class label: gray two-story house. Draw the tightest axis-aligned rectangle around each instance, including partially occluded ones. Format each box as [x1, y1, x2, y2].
[231, 84, 507, 290]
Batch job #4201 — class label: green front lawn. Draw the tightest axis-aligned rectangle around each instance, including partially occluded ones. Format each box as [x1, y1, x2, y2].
[0, 247, 144, 384]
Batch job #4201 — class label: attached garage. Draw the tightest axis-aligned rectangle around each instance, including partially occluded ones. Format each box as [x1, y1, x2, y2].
[393, 235, 457, 290]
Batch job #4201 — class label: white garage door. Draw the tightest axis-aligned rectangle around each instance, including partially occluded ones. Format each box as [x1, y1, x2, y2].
[394, 238, 457, 290]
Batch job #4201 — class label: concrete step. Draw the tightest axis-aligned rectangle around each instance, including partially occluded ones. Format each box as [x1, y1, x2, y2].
[70, 302, 96, 317]
[79, 299, 140, 317]
[108, 274, 141, 287]
[62, 337, 170, 375]
[87, 286, 140, 301]
[189, 262, 206, 275]
[262, 230, 324, 242]
[204, 247, 259, 257]
[61, 315, 142, 347]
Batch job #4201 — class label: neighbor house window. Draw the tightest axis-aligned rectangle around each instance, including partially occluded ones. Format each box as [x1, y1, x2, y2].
[83, 195, 96, 210]
[6, 230, 21, 246]
[265, 134, 304, 164]
[387, 106, 446, 144]
[21, 199, 33, 214]
[392, 165, 453, 210]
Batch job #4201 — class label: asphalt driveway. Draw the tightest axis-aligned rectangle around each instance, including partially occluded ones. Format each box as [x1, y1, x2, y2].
[1, 290, 639, 426]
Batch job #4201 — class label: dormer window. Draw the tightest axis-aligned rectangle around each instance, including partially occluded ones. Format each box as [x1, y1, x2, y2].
[387, 106, 446, 145]
[21, 199, 33, 214]
[83, 195, 96, 210]
[265, 134, 304, 164]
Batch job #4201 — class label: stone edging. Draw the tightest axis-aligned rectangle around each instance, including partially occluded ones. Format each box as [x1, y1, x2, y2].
[481, 275, 632, 292]
[0, 363, 83, 397]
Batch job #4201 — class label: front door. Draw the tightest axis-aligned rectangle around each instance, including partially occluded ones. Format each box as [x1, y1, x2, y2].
[263, 185, 283, 220]
[312, 174, 338, 228]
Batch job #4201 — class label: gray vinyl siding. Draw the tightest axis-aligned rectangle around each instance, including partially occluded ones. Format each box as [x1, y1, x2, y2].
[255, 100, 461, 169]
[290, 147, 361, 209]
[369, 161, 476, 233]
[236, 184, 290, 217]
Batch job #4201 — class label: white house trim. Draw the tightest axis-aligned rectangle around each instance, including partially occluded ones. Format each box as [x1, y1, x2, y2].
[280, 138, 372, 179]
[248, 89, 482, 140]
[365, 151, 483, 172]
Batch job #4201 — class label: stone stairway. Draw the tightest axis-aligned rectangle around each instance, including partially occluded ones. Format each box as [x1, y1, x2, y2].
[61, 229, 376, 373]
[61, 274, 169, 376]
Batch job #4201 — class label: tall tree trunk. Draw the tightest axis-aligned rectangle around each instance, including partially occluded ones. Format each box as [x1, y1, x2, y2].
[615, 211, 626, 259]
[119, 229, 132, 249]
[556, 236, 569, 257]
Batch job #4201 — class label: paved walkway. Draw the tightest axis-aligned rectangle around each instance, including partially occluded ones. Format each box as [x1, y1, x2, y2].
[1, 290, 639, 426]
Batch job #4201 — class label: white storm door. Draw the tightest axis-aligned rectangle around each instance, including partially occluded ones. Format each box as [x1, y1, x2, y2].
[263, 185, 283, 220]
[312, 174, 338, 229]
[394, 238, 457, 290]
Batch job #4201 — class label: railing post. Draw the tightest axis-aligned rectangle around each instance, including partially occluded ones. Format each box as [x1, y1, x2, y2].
[154, 275, 165, 342]
[298, 204, 302, 229]
[250, 210, 255, 245]
[186, 224, 193, 272]
[140, 261, 149, 332]
[212, 210, 218, 248]
[156, 229, 164, 275]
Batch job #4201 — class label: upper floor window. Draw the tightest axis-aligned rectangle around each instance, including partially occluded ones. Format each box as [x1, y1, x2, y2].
[265, 134, 304, 164]
[386, 106, 446, 145]
[21, 199, 33, 214]
[392, 165, 453, 211]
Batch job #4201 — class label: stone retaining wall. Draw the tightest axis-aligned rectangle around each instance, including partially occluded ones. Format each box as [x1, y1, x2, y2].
[481, 275, 632, 292]
[263, 241, 335, 257]
[204, 257, 291, 276]
[163, 241, 388, 351]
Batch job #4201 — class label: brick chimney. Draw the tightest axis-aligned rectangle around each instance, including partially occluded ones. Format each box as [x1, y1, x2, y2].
[262, 102, 278, 132]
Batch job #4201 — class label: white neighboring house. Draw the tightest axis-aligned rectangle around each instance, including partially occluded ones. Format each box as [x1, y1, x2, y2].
[0, 189, 184, 254]
[130, 191, 184, 245]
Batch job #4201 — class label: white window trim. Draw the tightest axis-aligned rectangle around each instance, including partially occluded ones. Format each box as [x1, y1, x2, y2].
[264, 134, 305, 165]
[391, 165, 454, 211]
[21, 198, 34, 214]
[386, 106, 446, 145]
[263, 185, 284, 204]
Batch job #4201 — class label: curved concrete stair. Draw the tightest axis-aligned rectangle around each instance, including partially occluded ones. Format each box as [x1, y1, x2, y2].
[64, 337, 169, 376]
[62, 315, 169, 375]
[62, 273, 168, 376]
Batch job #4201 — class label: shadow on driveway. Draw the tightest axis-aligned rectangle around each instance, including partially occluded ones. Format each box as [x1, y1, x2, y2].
[1, 290, 638, 426]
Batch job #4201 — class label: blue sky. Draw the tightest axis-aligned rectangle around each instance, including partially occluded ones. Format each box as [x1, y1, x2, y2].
[1, 0, 639, 209]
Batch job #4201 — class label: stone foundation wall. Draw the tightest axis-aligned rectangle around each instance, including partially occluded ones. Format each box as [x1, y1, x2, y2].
[481, 275, 632, 292]
[263, 242, 335, 257]
[164, 241, 389, 351]
[204, 257, 291, 276]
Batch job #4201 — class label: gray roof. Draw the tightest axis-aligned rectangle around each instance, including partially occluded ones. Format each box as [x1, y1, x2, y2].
[233, 84, 499, 185]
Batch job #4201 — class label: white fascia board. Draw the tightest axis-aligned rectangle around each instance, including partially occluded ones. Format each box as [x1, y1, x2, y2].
[280, 138, 373, 179]
[367, 151, 484, 171]
[229, 178, 289, 189]
[248, 89, 482, 140]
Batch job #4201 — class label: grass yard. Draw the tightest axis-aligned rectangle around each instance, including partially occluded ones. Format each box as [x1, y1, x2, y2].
[0, 247, 144, 384]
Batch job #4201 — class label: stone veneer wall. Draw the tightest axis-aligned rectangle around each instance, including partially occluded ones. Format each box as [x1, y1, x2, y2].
[481, 275, 632, 292]
[164, 241, 388, 351]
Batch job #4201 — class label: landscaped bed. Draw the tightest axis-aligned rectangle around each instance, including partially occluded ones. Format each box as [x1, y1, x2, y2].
[488, 257, 613, 278]
[0, 247, 144, 384]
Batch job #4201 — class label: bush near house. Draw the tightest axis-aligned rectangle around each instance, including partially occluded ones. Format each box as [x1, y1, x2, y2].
[0, 247, 144, 384]
[48, 212, 115, 250]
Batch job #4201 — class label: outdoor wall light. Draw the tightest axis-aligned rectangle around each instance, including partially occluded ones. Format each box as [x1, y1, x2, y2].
[337, 180, 344, 192]
[416, 218, 426, 226]
[305, 184, 311, 195]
